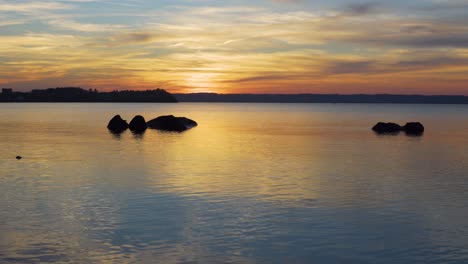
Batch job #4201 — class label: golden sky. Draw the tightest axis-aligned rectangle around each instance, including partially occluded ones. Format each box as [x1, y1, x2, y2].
[1, 0, 468, 94]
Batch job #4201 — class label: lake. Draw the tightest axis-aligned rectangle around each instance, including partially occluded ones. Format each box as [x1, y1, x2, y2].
[0, 103, 467, 263]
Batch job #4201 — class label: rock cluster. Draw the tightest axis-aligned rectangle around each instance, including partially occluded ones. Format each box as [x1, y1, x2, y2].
[107, 114, 197, 134]
[372, 122, 424, 135]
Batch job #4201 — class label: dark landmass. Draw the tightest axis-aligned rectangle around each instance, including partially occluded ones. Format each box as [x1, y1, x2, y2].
[3, 87, 468, 104]
[0, 87, 177, 102]
[175, 93, 468, 104]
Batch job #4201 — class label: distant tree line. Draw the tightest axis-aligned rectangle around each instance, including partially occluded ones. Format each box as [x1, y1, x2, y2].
[3, 87, 468, 104]
[0, 87, 178, 102]
[174, 93, 468, 104]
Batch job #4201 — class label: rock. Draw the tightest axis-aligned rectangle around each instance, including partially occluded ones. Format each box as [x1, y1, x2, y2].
[372, 122, 402, 134]
[129, 115, 147, 133]
[403, 122, 424, 135]
[107, 115, 129, 133]
[147, 115, 198, 132]
[16, 156, 22, 160]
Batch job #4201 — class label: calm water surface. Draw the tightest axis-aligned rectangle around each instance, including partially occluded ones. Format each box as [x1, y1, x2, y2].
[0, 103, 468, 263]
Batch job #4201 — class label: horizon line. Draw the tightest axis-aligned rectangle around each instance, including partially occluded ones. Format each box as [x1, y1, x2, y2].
[3, 87, 468, 97]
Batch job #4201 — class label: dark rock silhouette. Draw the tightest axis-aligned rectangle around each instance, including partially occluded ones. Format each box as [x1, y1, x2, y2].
[16, 156, 22, 160]
[403, 122, 424, 135]
[107, 115, 129, 133]
[372, 122, 402, 134]
[129, 115, 147, 133]
[372, 122, 425, 136]
[147, 115, 198, 132]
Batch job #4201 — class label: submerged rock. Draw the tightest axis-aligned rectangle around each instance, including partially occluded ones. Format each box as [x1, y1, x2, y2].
[107, 115, 129, 133]
[147, 115, 198, 132]
[129, 115, 147, 133]
[403, 122, 424, 135]
[372, 122, 402, 134]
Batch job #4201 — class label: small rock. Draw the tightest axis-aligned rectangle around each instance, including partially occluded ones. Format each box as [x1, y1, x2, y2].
[403, 122, 424, 135]
[107, 115, 129, 133]
[16, 156, 22, 160]
[129, 115, 147, 133]
[372, 122, 402, 134]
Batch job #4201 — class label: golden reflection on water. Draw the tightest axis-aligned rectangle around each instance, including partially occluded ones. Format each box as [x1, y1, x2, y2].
[2, 103, 468, 204]
[1, 103, 468, 263]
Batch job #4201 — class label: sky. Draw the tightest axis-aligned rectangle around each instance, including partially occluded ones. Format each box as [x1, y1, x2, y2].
[0, 0, 467, 94]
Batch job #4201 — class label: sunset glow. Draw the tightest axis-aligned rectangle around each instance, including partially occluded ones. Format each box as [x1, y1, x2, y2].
[1, 0, 468, 94]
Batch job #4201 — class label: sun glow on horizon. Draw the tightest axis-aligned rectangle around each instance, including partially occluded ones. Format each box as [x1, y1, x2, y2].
[0, 1, 468, 94]
[182, 73, 220, 93]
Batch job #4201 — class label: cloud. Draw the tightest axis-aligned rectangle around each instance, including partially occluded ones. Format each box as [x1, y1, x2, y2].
[226, 74, 300, 83]
[427, 0, 468, 9]
[47, 19, 127, 32]
[325, 60, 375, 74]
[0, 2, 72, 12]
[342, 2, 380, 16]
[340, 29, 468, 48]
[268, 0, 302, 3]
[393, 35, 468, 48]
[0, 17, 28, 27]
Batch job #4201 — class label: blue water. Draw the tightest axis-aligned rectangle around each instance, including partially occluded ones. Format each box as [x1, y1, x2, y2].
[0, 103, 468, 263]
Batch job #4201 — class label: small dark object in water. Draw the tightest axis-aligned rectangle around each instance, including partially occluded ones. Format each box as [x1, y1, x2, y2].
[16, 156, 22, 160]
[107, 115, 128, 133]
[372, 122, 402, 134]
[129, 115, 147, 133]
[147, 115, 198, 132]
[403, 122, 424, 135]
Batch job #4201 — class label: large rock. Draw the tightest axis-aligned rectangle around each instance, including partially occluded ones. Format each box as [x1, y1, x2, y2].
[372, 122, 402, 134]
[402, 122, 424, 135]
[107, 115, 128, 133]
[129, 115, 147, 133]
[147, 115, 198, 132]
